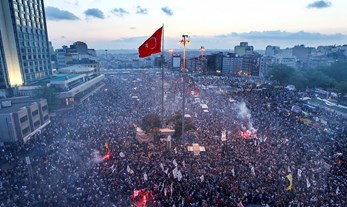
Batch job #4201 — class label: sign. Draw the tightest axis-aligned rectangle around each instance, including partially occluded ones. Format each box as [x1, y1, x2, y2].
[221, 130, 227, 141]
[187, 143, 206, 155]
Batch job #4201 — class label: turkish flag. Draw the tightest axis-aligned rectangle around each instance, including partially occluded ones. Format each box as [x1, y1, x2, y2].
[138, 26, 162, 58]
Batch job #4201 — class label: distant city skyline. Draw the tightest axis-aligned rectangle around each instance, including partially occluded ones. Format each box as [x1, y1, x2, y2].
[45, 0, 347, 50]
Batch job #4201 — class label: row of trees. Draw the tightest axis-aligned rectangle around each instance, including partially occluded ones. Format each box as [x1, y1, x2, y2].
[266, 62, 347, 97]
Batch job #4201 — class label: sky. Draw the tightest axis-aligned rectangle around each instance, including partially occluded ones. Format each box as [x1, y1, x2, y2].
[44, 0, 347, 51]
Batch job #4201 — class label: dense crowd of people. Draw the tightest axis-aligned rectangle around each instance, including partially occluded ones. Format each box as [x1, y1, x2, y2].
[0, 70, 346, 207]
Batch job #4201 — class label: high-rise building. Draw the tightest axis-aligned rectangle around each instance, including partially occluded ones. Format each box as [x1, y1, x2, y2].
[55, 42, 99, 71]
[234, 42, 254, 56]
[222, 53, 242, 76]
[0, 0, 52, 89]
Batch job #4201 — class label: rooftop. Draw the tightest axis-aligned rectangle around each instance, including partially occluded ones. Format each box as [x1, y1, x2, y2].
[0, 97, 44, 114]
[50, 73, 81, 82]
[58, 65, 95, 73]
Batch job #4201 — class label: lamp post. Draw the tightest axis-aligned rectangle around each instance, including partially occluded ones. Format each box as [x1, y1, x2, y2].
[199, 46, 205, 73]
[179, 35, 189, 139]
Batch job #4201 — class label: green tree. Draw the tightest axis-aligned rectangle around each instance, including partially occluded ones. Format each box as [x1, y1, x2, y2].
[167, 111, 195, 138]
[266, 64, 295, 85]
[336, 81, 347, 98]
[35, 84, 59, 111]
[141, 113, 162, 133]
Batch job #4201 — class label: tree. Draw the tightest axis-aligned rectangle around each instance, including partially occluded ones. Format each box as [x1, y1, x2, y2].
[167, 111, 195, 138]
[35, 84, 60, 111]
[141, 113, 161, 133]
[336, 81, 347, 98]
[266, 64, 295, 85]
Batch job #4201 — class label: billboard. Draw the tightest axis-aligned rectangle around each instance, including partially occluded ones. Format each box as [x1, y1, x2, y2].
[172, 55, 181, 69]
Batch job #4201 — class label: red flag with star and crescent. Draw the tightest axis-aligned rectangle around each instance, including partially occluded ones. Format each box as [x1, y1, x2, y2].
[138, 26, 163, 58]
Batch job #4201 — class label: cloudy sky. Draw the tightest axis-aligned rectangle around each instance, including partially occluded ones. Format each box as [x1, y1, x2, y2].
[44, 0, 347, 51]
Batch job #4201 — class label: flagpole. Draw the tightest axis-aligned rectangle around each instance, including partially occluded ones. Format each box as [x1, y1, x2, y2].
[179, 35, 189, 140]
[161, 24, 165, 125]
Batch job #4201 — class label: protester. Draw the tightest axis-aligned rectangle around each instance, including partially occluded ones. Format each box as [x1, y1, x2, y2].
[0, 70, 346, 207]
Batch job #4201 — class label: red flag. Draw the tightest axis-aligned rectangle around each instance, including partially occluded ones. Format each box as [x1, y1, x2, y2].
[138, 26, 163, 58]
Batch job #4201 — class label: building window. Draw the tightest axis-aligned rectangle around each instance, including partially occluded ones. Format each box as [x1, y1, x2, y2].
[22, 127, 30, 135]
[20, 115, 28, 123]
[42, 105, 48, 111]
[34, 120, 40, 127]
[32, 110, 39, 116]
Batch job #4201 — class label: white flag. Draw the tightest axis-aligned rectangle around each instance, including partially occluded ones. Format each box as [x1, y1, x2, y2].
[144, 173, 148, 181]
[221, 130, 227, 141]
[297, 169, 302, 178]
[288, 166, 291, 173]
[177, 170, 183, 181]
[200, 175, 204, 182]
[127, 165, 134, 174]
[172, 167, 178, 178]
[306, 178, 311, 188]
[232, 168, 235, 177]
[336, 186, 340, 195]
[160, 163, 164, 171]
[251, 166, 255, 176]
[119, 152, 125, 158]
[173, 159, 178, 167]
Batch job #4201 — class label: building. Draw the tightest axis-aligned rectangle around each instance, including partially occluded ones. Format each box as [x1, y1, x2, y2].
[55, 41, 99, 70]
[0, 0, 52, 89]
[0, 97, 50, 143]
[241, 55, 260, 76]
[50, 65, 105, 107]
[222, 53, 242, 76]
[206, 52, 223, 74]
[265, 45, 280, 56]
[234, 42, 254, 56]
[259, 56, 276, 78]
[292, 45, 314, 67]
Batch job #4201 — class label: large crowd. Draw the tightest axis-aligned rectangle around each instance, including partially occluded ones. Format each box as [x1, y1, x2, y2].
[0, 70, 346, 207]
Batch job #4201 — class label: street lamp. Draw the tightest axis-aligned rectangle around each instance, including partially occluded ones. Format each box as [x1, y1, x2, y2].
[179, 35, 189, 139]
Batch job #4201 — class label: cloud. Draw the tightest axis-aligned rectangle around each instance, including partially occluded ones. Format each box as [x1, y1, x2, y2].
[161, 7, 173, 16]
[226, 30, 345, 40]
[136, 6, 148, 14]
[45, 6, 79, 21]
[84, 8, 105, 19]
[307, 1, 332, 9]
[111, 8, 129, 17]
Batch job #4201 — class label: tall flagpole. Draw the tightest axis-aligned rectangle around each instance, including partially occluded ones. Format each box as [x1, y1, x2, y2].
[179, 35, 189, 140]
[161, 24, 165, 124]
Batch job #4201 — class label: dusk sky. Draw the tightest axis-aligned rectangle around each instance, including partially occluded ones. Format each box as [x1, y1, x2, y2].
[44, 0, 347, 51]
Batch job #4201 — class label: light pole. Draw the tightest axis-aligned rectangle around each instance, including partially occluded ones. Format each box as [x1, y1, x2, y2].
[199, 46, 205, 73]
[179, 35, 189, 139]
